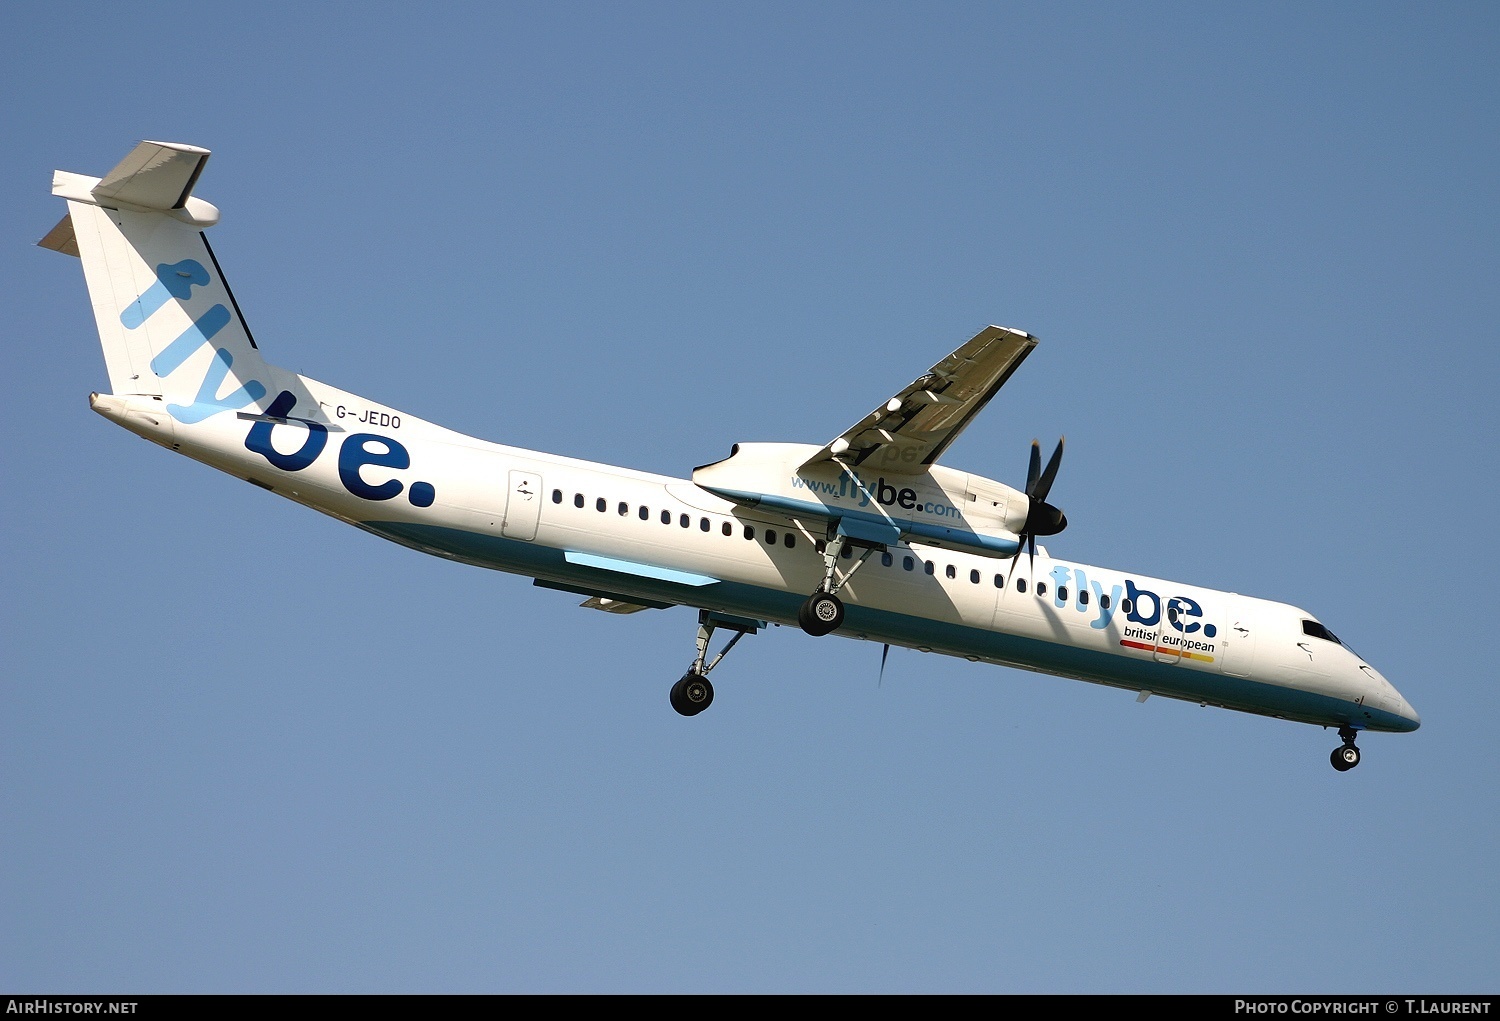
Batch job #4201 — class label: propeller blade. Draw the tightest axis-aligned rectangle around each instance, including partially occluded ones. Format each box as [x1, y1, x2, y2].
[1032, 437, 1064, 503]
[878, 643, 890, 687]
[1018, 436, 1068, 565]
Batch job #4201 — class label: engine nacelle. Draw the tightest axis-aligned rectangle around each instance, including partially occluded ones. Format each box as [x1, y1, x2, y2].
[691, 442, 1028, 559]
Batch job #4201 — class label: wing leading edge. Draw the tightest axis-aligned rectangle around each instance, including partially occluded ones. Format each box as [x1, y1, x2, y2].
[799, 325, 1037, 476]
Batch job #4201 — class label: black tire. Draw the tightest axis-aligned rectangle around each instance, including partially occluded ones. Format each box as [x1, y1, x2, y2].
[799, 592, 844, 636]
[1330, 745, 1360, 771]
[670, 672, 713, 716]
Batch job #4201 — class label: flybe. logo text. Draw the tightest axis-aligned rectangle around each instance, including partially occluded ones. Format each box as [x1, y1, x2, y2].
[244, 391, 436, 507]
[120, 260, 266, 424]
[122, 261, 435, 508]
[1041, 564, 1219, 657]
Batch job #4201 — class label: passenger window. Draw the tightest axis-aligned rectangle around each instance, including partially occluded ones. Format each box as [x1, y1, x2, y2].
[596, 497, 606, 512]
[551, 489, 562, 504]
[924, 561, 934, 575]
[722, 522, 732, 536]
[574, 493, 585, 509]
[1100, 594, 1110, 609]
[1080, 589, 1090, 605]
[1037, 582, 1047, 596]
[744, 525, 755, 540]
[841, 544, 853, 559]
[946, 564, 956, 579]
[618, 501, 629, 516]
[680, 513, 690, 528]
[784, 532, 795, 548]
[700, 517, 710, 532]
[765, 529, 776, 544]
[1122, 598, 1133, 614]
[970, 569, 980, 584]
[661, 510, 671, 524]
[639, 506, 649, 521]
[993, 574, 1004, 588]
[1017, 578, 1027, 593]
[903, 556, 914, 571]
[1058, 586, 1068, 601]
[881, 552, 893, 567]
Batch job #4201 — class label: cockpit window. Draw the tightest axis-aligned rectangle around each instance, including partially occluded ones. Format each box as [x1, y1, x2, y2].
[1301, 619, 1342, 645]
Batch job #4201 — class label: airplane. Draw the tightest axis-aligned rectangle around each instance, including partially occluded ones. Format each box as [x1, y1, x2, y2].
[39, 139, 1420, 771]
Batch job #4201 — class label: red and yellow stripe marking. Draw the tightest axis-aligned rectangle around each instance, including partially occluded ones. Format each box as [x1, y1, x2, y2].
[1119, 638, 1215, 663]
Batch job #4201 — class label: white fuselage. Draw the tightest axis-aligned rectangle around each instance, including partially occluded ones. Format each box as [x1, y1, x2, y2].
[92, 377, 1421, 737]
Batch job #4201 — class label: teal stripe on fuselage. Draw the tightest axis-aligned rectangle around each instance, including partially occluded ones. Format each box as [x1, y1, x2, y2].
[362, 520, 1407, 733]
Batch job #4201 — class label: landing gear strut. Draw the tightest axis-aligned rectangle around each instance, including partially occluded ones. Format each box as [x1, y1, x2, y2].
[670, 610, 763, 717]
[1330, 725, 1361, 771]
[798, 532, 878, 637]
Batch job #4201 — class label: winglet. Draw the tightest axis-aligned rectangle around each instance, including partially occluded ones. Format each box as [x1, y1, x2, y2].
[52, 140, 220, 227]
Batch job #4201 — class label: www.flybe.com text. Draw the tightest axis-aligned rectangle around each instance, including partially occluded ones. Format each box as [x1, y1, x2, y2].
[792, 473, 960, 517]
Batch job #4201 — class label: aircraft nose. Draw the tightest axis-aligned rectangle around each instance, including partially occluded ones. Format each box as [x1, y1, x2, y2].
[1397, 698, 1421, 732]
[1360, 662, 1420, 732]
[1381, 684, 1420, 732]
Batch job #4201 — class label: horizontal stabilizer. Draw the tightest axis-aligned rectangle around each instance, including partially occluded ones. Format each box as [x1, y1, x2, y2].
[93, 141, 210, 211]
[38, 213, 78, 256]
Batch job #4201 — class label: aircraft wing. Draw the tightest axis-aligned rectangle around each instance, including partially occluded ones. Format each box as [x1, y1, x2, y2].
[800, 325, 1037, 475]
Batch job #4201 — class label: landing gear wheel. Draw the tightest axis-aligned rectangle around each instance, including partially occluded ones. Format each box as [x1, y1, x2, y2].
[1330, 744, 1360, 771]
[670, 672, 714, 717]
[798, 591, 845, 636]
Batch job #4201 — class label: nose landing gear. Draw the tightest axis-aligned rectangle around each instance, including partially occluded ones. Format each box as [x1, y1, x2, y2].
[1330, 726, 1361, 771]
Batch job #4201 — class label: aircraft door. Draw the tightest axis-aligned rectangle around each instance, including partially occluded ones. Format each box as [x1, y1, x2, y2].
[501, 470, 543, 541]
[1220, 596, 1257, 677]
[1154, 600, 1183, 664]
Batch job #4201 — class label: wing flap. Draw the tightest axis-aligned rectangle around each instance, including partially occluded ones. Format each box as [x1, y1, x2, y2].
[579, 596, 656, 614]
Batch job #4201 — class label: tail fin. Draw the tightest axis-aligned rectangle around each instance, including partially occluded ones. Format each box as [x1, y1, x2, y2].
[42, 141, 273, 424]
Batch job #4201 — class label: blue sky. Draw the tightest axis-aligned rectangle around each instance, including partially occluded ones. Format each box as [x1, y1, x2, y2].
[3, 2, 1497, 994]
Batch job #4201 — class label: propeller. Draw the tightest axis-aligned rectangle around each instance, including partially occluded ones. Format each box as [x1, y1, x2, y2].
[1014, 437, 1068, 570]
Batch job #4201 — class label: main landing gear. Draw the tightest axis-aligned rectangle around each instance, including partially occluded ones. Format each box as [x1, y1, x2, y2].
[1330, 725, 1362, 772]
[797, 533, 879, 637]
[670, 610, 764, 717]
